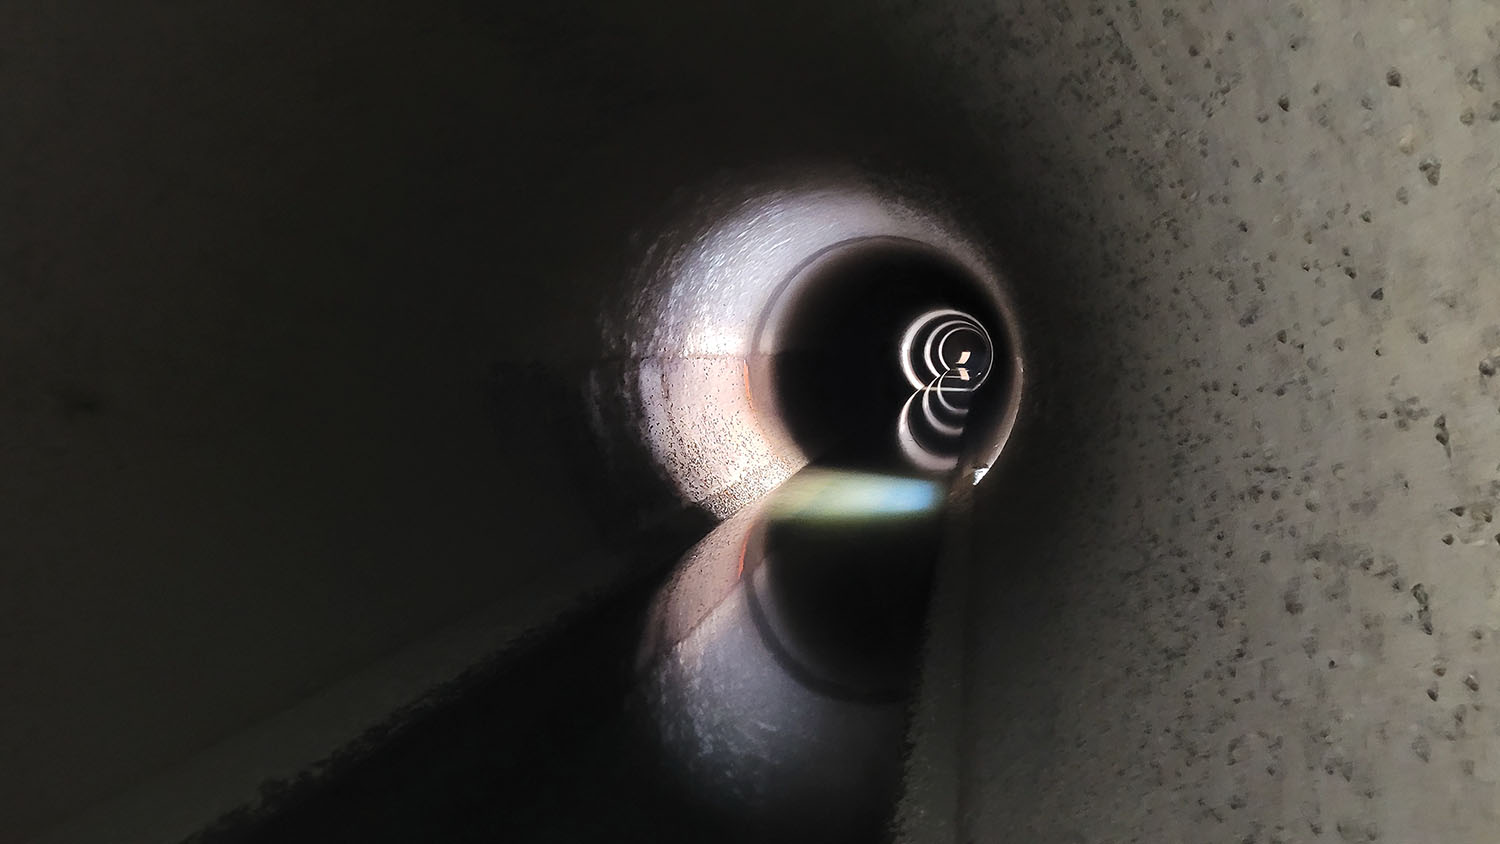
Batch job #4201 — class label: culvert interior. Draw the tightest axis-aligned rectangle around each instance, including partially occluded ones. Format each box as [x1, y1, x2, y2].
[5, 2, 1499, 844]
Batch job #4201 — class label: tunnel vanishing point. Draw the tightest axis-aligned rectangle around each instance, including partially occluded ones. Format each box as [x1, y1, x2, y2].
[4, 1, 1500, 843]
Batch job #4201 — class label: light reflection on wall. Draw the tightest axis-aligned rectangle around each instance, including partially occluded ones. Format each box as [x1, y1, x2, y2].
[896, 308, 993, 471]
[634, 469, 944, 838]
[618, 172, 1024, 519]
[765, 469, 940, 523]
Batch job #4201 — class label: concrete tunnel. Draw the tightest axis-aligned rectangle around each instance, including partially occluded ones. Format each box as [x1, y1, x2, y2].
[4, 1, 1499, 842]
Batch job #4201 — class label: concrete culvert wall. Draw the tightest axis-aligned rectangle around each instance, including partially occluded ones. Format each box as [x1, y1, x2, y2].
[3, 1, 1497, 842]
[601, 178, 1023, 517]
[916, 3, 1500, 842]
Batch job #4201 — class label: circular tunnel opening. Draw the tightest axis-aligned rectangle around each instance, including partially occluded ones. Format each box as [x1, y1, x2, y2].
[757, 238, 1016, 474]
[619, 179, 1027, 515]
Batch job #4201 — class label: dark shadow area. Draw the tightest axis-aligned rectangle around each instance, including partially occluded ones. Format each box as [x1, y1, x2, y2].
[1, 0, 1130, 838]
[769, 242, 1010, 474]
[200, 468, 947, 844]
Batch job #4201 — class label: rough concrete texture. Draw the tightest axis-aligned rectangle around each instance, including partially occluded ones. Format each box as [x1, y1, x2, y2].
[915, 2, 1500, 841]
[616, 178, 1019, 516]
[4, 0, 1498, 842]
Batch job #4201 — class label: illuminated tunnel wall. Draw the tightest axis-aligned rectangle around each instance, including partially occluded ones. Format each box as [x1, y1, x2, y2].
[4, 1, 1499, 843]
[600, 177, 1024, 517]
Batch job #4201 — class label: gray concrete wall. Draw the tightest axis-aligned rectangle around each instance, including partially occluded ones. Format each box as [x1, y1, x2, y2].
[908, 2, 1500, 841]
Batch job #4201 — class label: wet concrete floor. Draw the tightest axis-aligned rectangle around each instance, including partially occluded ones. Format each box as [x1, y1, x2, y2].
[203, 466, 952, 844]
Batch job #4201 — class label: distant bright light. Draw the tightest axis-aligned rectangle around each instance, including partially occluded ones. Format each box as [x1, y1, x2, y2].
[626, 173, 1024, 514]
[766, 469, 942, 523]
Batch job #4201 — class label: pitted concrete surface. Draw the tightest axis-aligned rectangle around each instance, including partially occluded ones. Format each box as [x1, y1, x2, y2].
[890, 3, 1500, 841]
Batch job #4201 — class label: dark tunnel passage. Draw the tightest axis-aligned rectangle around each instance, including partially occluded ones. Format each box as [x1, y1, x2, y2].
[199, 233, 1012, 843]
[766, 239, 1012, 473]
[5, 2, 1499, 843]
[210, 468, 951, 844]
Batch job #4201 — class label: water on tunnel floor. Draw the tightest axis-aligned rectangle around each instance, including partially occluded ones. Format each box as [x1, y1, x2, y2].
[208, 468, 952, 844]
[191, 215, 1011, 844]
